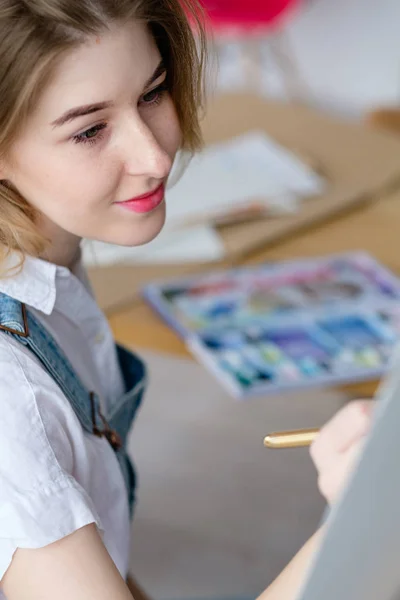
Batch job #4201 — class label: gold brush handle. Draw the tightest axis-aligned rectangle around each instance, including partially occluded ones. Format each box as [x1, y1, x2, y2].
[263, 428, 320, 449]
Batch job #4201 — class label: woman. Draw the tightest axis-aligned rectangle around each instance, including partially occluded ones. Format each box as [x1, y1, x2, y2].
[0, 1, 372, 598]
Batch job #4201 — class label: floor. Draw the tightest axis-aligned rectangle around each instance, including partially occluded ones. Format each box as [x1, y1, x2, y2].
[127, 351, 346, 599]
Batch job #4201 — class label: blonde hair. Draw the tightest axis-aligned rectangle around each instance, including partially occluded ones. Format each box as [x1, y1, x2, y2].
[0, 0, 207, 261]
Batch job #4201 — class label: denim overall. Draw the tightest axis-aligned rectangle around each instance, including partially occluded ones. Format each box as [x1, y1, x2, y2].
[0, 292, 146, 517]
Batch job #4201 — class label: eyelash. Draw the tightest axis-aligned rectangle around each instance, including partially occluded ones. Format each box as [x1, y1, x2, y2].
[72, 80, 169, 146]
[140, 80, 169, 107]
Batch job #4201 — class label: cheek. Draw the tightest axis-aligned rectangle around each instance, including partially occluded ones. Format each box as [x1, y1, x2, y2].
[10, 144, 119, 216]
[155, 98, 182, 160]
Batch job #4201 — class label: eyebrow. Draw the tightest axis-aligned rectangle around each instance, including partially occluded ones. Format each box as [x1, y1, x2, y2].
[144, 59, 166, 89]
[51, 59, 167, 129]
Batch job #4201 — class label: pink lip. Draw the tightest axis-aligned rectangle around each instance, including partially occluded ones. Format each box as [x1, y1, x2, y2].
[118, 183, 165, 214]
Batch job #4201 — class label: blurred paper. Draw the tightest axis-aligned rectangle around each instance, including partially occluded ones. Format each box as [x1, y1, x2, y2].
[82, 225, 225, 266]
[166, 131, 325, 228]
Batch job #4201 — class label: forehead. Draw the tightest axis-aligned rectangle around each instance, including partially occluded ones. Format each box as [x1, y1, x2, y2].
[32, 20, 160, 123]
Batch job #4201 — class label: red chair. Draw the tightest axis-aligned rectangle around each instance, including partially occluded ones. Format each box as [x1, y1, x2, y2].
[199, 0, 302, 34]
[197, 0, 306, 97]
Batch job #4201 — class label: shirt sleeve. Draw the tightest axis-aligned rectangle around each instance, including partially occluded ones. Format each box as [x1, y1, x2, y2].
[0, 335, 103, 580]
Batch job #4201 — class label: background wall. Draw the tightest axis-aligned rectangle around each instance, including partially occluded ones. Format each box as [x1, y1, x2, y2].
[217, 0, 400, 118]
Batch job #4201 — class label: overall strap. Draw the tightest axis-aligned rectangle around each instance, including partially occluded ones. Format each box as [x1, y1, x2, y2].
[0, 292, 119, 447]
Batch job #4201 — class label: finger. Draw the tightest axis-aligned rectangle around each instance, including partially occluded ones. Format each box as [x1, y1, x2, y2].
[318, 437, 366, 505]
[310, 400, 374, 472]
[323, 400, 374, 452]
[311, 399, 372, 471]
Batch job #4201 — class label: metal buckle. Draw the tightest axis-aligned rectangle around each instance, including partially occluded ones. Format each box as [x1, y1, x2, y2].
[0, 303, 29, 337]
[89, 392, 122, 451]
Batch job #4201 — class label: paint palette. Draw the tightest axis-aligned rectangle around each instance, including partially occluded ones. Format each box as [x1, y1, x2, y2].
[143, 253, 400, 397]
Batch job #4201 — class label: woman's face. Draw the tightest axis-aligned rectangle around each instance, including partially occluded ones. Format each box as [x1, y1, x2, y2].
[2, 20, 181, 257]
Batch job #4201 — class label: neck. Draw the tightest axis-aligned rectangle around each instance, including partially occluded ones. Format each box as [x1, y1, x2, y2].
[41, 239, 81, 270]
[38, 216, 82, 270]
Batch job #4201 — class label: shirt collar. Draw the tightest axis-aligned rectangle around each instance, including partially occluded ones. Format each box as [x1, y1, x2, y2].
[0, 252, 62, 315]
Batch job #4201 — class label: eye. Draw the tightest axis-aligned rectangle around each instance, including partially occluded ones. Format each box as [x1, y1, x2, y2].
[72, 122, 107, 145]
[140, 81, 169, 107]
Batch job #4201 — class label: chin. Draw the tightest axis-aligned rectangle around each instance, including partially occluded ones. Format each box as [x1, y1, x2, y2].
[114, 203, 166, 247]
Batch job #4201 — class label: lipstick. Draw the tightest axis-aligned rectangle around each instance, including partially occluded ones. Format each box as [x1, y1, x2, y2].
[118, 183, 165, 214]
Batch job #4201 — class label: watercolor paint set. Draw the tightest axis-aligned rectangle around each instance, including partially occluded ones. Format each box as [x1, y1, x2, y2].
[143, 253, 400, 398]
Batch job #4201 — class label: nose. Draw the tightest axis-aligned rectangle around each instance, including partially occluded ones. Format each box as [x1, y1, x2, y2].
[120, 116, 173, 181]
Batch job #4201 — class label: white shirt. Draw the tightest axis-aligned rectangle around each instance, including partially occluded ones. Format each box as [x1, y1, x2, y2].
[0, 253, 131, 588]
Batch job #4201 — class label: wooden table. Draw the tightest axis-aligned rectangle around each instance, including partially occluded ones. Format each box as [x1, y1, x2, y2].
[109, 186, 400, 398]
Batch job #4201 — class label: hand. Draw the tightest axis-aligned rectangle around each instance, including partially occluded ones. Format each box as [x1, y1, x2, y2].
[310, 400, 375, 505]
